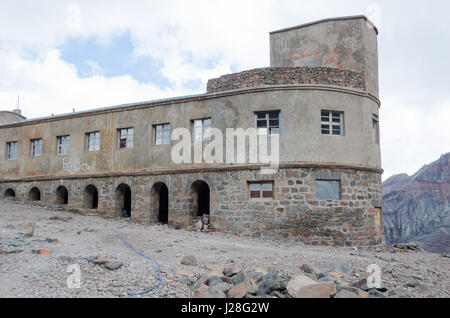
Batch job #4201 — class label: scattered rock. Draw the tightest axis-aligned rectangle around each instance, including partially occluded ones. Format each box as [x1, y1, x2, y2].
[24, 222, 34, 237]
[57, 255, 74, 262]
[49, 216, 72, 222]
[295, 282, 336, 298]
[175, 269, 196, 279]
[287, 275, 317, 297]
[300, 264, 314, 274]
[181, 255, 197, 266]
[232, 270, 246, 285]
[45, 238, 59, 243]
[368, 289, 387, 298]
[206, 276, 222, 287]
[91, 257, 110, 265]
[229, 281, 247, 298]
[223, 266, 239, 277]
[257, 270, 288, 296]
[105, 261, 123, 271]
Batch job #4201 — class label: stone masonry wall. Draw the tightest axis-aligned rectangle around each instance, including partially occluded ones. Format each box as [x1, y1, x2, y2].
[207, 67, 366, 93]
[0, 167, 383, 246]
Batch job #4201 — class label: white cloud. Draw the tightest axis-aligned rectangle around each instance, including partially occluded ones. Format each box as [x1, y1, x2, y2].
[380, 95, 450, 180]
[0, 48, 184, 119]
[0, 0, 449, 177]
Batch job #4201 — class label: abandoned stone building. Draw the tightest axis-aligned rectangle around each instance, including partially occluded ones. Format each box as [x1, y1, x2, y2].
[0, 16, 384, 246]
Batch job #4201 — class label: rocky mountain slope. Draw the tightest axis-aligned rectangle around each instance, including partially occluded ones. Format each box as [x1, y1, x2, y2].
[383, 153, 450, 253]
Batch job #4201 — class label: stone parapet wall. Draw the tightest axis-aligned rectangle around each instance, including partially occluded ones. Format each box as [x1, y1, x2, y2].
[0, 166, 383, 247]
[207, 67, 366, 93]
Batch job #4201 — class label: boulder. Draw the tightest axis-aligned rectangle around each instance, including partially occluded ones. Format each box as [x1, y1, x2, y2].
[92, 257, 110, 265]
[295, 282, 336, 298]
[257, 270, 288, 296]
[232, 270, 246, 285]
[176, 269, 196, 279]
[229, 281, 247, 298]
[181, 255, 197, 266]
[286, 275, 317, 297]
[105, 261, 123, 270]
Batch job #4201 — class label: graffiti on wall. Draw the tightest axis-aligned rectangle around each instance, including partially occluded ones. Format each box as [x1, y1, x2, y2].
[62, 157, 90, 174]
[285, 47, 359, 70]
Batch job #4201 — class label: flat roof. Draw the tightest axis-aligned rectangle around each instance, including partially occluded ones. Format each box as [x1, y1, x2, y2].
[269, 15, 378, 35]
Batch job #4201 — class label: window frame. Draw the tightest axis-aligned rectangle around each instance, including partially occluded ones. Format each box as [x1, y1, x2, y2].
[118, 127, 134, 149]
[321, 110, 344, 136]
[315, 179, 341, 201]
[248, 181, 275, 200]
[86, 131, 100, 152]
[7, 141, 18, 160]
[192, 118, 212, 142]
[30, 138, 43, 158]
[57, 135, 71, 155]
[372, 114, 380, 144]
[153, 123, 171, 145]
[254, 110, 281, 135]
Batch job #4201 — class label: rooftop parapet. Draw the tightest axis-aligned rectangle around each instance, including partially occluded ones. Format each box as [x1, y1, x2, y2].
[206, 66, 365, 93]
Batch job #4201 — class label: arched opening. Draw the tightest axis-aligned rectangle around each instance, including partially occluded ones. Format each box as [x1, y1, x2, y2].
[190, 180, 210, 217]
[116, 184, 131, 217]
[151, 182, 169, 224]
[4, 188, 16, 198]
[55, 186, 69, 205]
[84, 185, 98, 209]
[29, 187, 41, 201]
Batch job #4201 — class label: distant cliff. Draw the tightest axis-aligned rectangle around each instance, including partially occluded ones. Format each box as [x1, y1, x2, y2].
[383, 153, 450, 253]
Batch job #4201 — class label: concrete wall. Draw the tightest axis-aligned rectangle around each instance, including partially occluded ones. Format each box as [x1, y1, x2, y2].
[0, 87, 380, 180]
[270, 16, 379, 98]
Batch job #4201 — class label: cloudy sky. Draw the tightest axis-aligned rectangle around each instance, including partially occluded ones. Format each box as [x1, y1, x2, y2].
[0, 0, 449, 180]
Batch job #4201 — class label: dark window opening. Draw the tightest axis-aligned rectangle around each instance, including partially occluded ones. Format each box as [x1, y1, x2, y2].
[198, 182, 210, 216]
[116, 184, 132, 217]
[4, 188, 16, 198]
[29, 187, 41, 201]
[191, 180, 210, 217]
[159, 184, 169, 224]
[56, 186, 69, 205]
[84, 185, 98, 209]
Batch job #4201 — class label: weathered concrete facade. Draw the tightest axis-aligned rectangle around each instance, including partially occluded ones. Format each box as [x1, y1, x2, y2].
[0, 16, 384, 246]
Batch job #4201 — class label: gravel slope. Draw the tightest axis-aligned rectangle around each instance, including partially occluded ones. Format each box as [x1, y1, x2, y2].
[0, 201, 448, 298]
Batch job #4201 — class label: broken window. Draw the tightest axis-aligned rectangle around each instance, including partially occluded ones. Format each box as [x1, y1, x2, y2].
[154, 123, 171, 145]
[7, 141, 18, 160]
[249, 182, 274, 199]
[372, 114, 380, 144]
[86, 131, 100, 152]
[57, 135, 70, 155]
[118, 128, 134, 149]
[30, 139, 42, 157]
[193, 118, 211, 142]
[315, 180, 341, 200]
[254, 111, 280, 135]
[321, 111, 344, 136]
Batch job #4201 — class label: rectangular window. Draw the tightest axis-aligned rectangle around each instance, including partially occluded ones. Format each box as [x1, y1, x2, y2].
[193, 118, 211, 142]
[7, 141, 18, 160]
[118, 128, 134, 149]
[372, 115, 380, 144]
[315, 180, 341, 200]
[254, 111, 280, 135]
[30, 139, 42, 157]
[249, 182, 274, 199]
[154, 123, 171, 145]
[86, 131, 100, 152]
[57, 135, 70, 155]
[321, 111, 344, 136]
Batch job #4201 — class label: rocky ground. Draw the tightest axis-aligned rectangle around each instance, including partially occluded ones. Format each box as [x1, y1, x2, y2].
[0, 201, 449, 298]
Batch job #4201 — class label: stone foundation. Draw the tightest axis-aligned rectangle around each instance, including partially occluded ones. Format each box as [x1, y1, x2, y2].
[0, 166, 384, 246]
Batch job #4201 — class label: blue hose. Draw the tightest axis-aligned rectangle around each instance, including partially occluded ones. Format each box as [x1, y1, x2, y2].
[115, 218, 162, 297]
